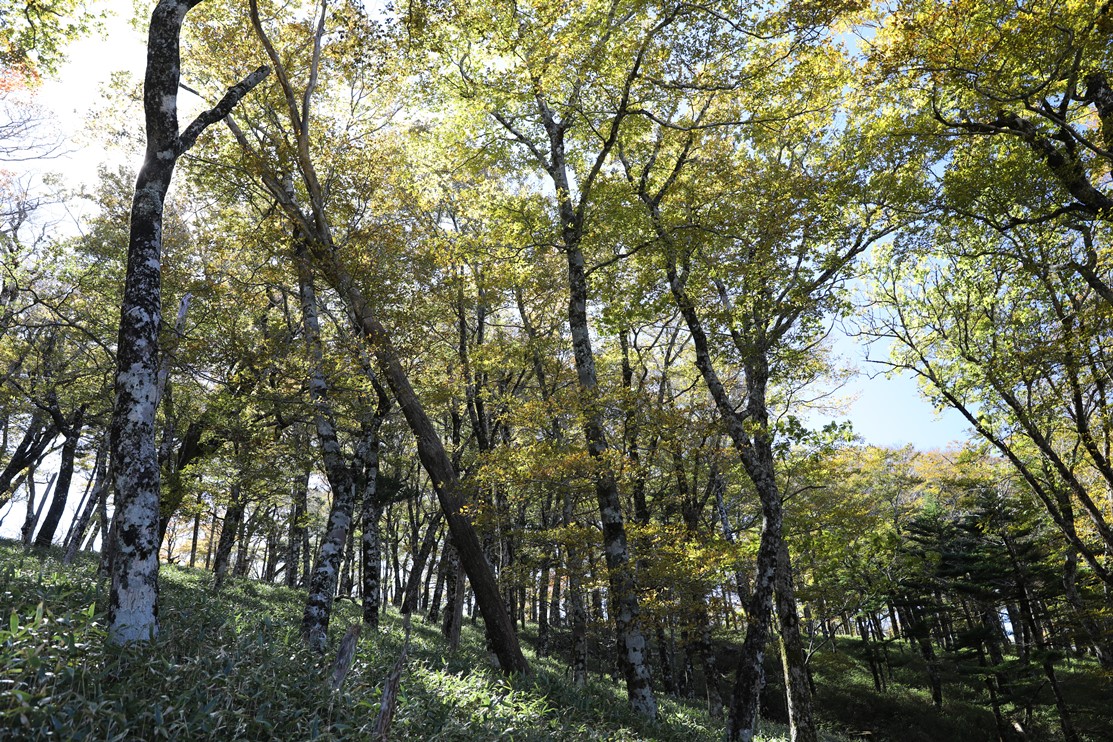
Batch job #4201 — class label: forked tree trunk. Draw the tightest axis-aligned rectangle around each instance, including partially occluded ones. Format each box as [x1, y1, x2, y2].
[21, 470, 55, 546]
[108, 0, 266, 644]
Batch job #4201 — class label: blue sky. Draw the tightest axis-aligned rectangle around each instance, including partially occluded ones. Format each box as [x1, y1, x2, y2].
[818, 323, 971, 450]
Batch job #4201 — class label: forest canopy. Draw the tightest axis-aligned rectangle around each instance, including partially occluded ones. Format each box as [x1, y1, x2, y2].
[0, 0, 1110, 740]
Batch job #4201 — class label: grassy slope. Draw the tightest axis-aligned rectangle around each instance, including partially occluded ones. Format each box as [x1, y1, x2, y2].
[0, 540, 800, 741]
[2, 540, 1109, 740]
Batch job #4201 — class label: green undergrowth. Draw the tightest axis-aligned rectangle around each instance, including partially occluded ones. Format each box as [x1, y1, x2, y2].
[805, 638, 1113, 742]
[0, 540, 816, 741]
[10, 540, 1104, 741]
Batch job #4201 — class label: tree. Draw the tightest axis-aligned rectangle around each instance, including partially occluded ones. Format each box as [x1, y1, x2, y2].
[180, 0, 531, 672]
[107, 0, 266, 644]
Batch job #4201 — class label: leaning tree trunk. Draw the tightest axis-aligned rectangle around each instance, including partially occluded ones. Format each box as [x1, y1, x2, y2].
[228, 5, 527, 668]
[34, 407, 85, 547]
[107, 0, 267, 644]
[64, 446, 109, 565]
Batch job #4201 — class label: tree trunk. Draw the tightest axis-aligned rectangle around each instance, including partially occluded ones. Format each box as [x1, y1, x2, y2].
[33, 407, 83, 545]
[213, 492, 244, 589]
[0, 412, 56, 509]
[21, 470, 55, 547]
[358, 395, 387, 627]
[64, 446, 109, 565]
[537, 559, 551, 657]
[108, 0, 266, 645]
[564, 243, 655, 717]
[188, 507, 201, 569]
[338, 520, 356, 599]
[333, 267, 529, 673]
[775, 539, 816, 742]
[402, 511, 443, 614]
[62, 442, 99, 552]
[232, 504, 255, 578]
[296, 244, 358, 653]
[286, 461, 309, 588]
[441, 535, 465, 649]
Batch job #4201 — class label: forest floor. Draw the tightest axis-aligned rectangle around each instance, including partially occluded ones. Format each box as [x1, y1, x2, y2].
[1, 540, 1109, 740]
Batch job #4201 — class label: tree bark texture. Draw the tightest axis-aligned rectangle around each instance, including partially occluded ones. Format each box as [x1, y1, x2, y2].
[357, 391, 389, 626]
[565, 243, 656, 718]
[296, 245, 358, 653]
[108, 0, 267, 644]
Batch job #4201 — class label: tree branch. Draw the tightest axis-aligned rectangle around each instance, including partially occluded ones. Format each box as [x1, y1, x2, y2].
[177, 66, 271, 156]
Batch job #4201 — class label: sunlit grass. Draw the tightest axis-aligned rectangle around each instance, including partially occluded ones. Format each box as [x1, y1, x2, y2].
[0, 540, 747, 741]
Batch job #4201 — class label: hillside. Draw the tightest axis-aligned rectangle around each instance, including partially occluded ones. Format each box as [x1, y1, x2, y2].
[3, 540, 1110, 740]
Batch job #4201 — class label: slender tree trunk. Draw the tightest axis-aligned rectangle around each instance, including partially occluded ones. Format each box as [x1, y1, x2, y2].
[34, 409, 84, 548]
[296, 244, 358, 653]
[286, 462, 309, 588]
[338, 521, 356, 599]
[65, 448, 109, 565]
[427, 545, 447, 624]
[232, 504, 255, 578]
[358, 397, 387, 627]
[189, 507, 201, 569]
[570, 546, 588, 686]
[402, 512, 443, 614]
[537, 558, 551, 657]
[21, 470, 54, 546]
[63, 443, 100, 552]
[205, 506, 217, 571]
[363, 499, 384, 627]
[564, 244, 655, 716]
